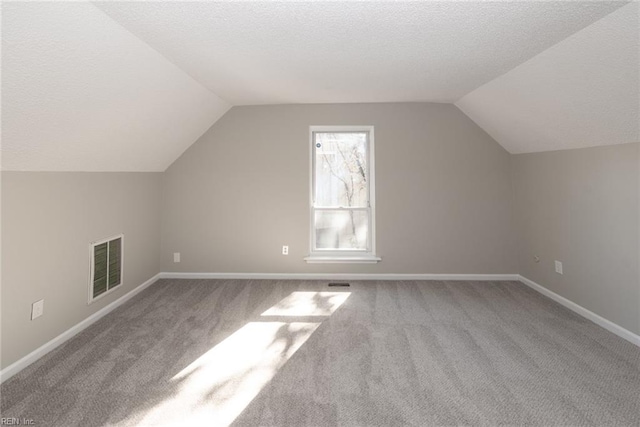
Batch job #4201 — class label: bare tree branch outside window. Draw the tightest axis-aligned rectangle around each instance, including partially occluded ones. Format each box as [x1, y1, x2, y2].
[315, 132, 368, 248]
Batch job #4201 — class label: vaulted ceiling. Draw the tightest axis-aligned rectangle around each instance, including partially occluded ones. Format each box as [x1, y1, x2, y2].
[457, 2, 639, 154]
[1, 1, 637, 171]
[2, 2, 230, 172]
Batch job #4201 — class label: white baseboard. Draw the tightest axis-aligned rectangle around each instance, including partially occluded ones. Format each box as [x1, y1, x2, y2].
[519, 275, 640, 347]
[0, 273, 161, 384]
[159, 272, 520, 281]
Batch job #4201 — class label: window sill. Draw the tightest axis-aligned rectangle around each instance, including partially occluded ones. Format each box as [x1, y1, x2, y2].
[304, 255, 382, 264]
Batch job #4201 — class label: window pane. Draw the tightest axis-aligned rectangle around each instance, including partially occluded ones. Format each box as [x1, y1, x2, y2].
[108, 238, 122, 288]
[93, 242, 108, 297]
[314, 132, 368, 207]
[315, 210, 368, 250]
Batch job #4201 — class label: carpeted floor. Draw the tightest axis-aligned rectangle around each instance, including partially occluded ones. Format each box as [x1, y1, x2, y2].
[1, 279, 639, 426]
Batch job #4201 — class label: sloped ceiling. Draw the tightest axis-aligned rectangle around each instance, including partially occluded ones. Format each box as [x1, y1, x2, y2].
[1, 2, 229, 172]
[95, 1, 625, 105]
[1, 1, 636, 172]
[456, 2, 639, 154]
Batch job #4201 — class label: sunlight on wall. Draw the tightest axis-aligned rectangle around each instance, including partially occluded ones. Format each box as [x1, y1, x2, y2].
[261, 291, 351, 317]
[125, 291, 351, 427]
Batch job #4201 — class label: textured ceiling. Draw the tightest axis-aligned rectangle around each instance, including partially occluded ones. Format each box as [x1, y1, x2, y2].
[2, 1, 635, 172]
[1, 2, 230, 171]
[95, 1, 626, 105]
[456, 2, 639, 154]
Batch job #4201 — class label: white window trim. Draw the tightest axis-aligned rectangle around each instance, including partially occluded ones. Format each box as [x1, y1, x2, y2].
[88, 233, 124, 304]
[305, 125, 381, 264]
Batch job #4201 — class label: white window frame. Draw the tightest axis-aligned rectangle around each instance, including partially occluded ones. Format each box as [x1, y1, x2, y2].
[305, 126, 381, 264]
[88, 234, 124, 304]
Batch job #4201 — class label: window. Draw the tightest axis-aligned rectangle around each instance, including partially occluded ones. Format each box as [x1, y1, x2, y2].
[306, 126, 380, 263]
[89, 234, 123, 303]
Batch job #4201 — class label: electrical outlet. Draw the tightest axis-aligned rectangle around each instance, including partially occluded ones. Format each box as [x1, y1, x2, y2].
[282, 245, 289, 255]
[555, 260, 563, 275]
[31, 299, 44, 320]
[173, 252, 181, 263]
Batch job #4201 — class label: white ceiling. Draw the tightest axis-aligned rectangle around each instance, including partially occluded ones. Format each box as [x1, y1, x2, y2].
[2, 2, 229, 172]
[457, 2, 639, 154]
[95, 1, 626, 105]
[1, 1, 635, 171]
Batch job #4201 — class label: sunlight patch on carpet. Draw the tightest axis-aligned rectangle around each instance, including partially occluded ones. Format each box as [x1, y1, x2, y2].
[135, 322, 320, 426]
[128, 291, 351, 426]
[261, 291, 351, 317]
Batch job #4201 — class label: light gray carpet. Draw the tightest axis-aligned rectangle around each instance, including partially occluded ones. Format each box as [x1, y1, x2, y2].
[1, 279, 639, 426]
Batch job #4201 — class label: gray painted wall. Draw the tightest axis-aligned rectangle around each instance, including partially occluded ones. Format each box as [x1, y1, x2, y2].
[161, 103, 518, 274]
[4, 103, 636, 373]
[512, 142, 639, 335]
[1, 172, 162, 369]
